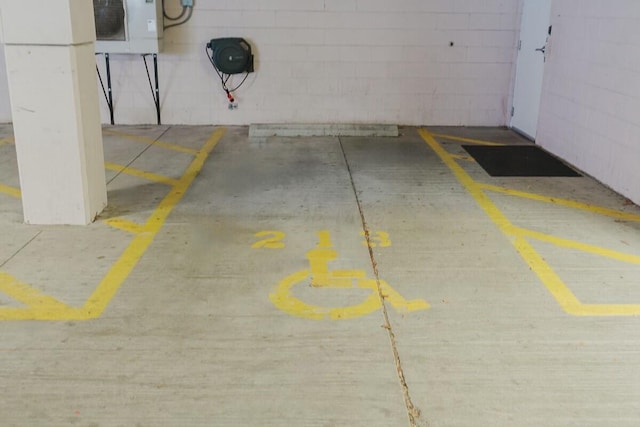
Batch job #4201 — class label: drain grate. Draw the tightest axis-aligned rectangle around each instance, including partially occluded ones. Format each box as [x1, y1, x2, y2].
[462, 145, 581, 177]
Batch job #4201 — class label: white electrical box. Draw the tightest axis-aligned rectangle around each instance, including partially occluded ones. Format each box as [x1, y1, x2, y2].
[94, 0, 163, 54]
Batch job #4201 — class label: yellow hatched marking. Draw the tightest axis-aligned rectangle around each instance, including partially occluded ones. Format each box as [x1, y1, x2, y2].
[103, 129, 198, 155]
[0, 183, 21, 199]
[511, 236, 584, 314]
[0, 137, 14, 146]
[0, 128, 227, 320]
[83, 128, 226, 318]
[479, 183, 640, 223]
[105, 162, 179, 186]
[0, 272, 78, 320]
[511, 226, 640, 265]
[419, 128, 640, 316]
[450, 154, 475, 162]
[430, 133, 505, 146]
[512, 236, 640, 316]
[103, 218, 145, 234]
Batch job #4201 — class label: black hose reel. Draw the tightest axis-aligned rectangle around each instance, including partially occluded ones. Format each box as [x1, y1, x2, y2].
[207, 38, 254, 75]
[206, 38, 254, 106]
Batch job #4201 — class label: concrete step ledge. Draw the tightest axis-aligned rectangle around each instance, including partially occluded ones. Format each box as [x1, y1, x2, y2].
[249, 123, 399, 138]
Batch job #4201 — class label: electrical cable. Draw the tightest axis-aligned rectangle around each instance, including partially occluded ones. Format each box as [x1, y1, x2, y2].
[162, 0, 187, 20]
[227, 73, 250, 93]
[165, 7, 187, 21]
[164, 4, 193, 30]
[205, 45, 250, 102]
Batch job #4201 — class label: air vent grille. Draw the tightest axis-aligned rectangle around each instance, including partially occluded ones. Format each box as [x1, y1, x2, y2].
[94, 0, 126, 41]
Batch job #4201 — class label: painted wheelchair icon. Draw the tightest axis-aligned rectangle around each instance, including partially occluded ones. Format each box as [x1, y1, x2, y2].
[265, 230, 430, 320]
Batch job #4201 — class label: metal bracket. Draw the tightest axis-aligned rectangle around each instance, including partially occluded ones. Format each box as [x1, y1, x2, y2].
[96, 53, 162, 125]
[143, 54, 161, 125]
[96, 53, 115, 125]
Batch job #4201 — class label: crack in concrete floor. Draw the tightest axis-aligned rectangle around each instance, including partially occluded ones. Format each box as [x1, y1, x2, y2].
[338, 136, 425, 427]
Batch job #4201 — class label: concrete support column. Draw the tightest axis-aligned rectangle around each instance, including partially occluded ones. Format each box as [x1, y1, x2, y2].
[0, 0, 107, 224]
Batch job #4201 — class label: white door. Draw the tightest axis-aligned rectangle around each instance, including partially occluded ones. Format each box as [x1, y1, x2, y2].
[510, 0, 552, 140]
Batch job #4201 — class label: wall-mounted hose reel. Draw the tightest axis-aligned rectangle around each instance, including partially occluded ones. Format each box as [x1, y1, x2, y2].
[206, 38, 254, 107]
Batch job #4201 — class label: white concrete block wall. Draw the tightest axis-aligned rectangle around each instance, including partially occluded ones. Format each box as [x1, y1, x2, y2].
[1, 0, 521, 125]
[0, 44, 10, 121]
[537, 0, 640, 204]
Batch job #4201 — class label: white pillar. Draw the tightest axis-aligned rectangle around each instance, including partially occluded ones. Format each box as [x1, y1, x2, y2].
[0, 0, 107, 225]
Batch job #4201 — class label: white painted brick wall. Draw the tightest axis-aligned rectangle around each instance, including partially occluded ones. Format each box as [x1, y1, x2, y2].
[0, 0, 520, 125]
[0, 44, 10, 121]
[537, 0, 640, 204]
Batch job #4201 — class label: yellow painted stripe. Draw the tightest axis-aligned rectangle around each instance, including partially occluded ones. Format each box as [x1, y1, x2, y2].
[105, 162, 179, 186]
[0, 127, 226, 321]
[430, 133, 505, 146]
[0, 183, 21, 199]
[512, 226, 640, 265]
[419, 128, 640, 316]
[419, 129, 513, 228]
[450, 154, 475, 162]
[0, 307, 92, 321]
[479, 183, 640, 222]
[153, 141, 198, 155]
[103, 129, 198, 155]
[0, 272, 76, 320]
[103, 217, 144, 234]
[563, 303, 640, 316]
[511, 237, 584, 314]
[81, 127, 227, 318]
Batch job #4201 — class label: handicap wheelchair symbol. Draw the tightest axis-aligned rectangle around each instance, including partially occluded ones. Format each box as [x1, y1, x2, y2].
[267, 231, 429, 320]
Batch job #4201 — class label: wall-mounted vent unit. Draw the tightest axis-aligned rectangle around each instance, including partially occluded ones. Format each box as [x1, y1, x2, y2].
[94, 0, 163, 54]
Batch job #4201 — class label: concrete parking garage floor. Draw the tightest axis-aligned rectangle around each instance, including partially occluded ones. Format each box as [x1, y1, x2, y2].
[1, 124, 640, 426]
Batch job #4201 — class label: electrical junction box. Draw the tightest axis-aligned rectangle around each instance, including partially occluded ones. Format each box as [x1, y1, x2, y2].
[207, 38, 254, 75]
[94, 0, 164, 54]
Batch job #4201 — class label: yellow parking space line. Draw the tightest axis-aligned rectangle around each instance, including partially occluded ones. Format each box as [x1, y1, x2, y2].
[430, 133, 505, 146]
[0, 272, 76, 320]
[560, 303, 640, 316]
[0, 127, 226, 321]
[419, 128, 640, 316]
[511, 226, 640, 265]
[0, 183, 21, 199]
[152, 140, 198, 155]
[420, 129, 513, 226]
[103, 129, 199, 155]
[0, 307, 90, 321]
[105, 162, 179, 186]
[450, 154, 475, 162]
[511, 236, 584, 313]
[103, 217, 145, 234]
[81, 127, 227, 318]
[479, 183, 640, 222]
[513, 237, 640, 316]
